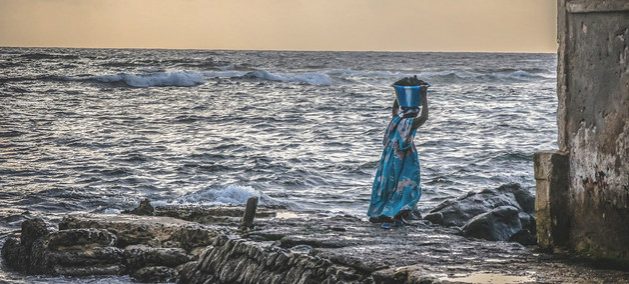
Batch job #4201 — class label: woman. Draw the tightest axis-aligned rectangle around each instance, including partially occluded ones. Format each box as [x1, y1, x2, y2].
[368, 80, 429, 229]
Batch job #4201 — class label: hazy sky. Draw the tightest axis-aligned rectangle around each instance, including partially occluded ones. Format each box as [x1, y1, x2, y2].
[0, 0, 557, 52]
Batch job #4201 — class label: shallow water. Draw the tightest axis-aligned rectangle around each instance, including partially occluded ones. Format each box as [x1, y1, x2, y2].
[0, 47, 557, 281]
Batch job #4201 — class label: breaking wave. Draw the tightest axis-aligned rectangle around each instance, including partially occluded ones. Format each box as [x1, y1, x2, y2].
[153, 185, 285, 207]
[74, 69, 332, 87]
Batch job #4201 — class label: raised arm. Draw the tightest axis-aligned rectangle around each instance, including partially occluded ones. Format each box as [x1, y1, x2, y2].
[412, 88, 428, 130]
[392, 97, 399, 117]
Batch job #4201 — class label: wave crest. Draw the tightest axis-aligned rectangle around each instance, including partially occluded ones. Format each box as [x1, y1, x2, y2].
[154, 185, 283, 207]
[74, 69, 332, 88]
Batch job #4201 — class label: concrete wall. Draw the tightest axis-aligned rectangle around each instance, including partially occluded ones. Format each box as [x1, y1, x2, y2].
[536, 0, 629, 261]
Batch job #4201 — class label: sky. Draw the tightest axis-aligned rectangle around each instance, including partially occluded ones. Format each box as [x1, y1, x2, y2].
[0, 0, 557, 52]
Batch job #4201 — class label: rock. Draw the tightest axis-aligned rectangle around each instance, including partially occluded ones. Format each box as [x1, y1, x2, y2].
[3, 211, 628, 283]
[47, 229, 117, 250]
[59, 214, 220, 248]
[20, 218, 49, 249]
[154, 205, 277, 224]
[509, 229, 537, 245]
[177, 261, 212, 284]
[124, 245, 193, 269]
[132, 266, 178, 283]
[1, 219, 52, 274]
[47, 246, 124, 266]
[518, 212, 536, 236]
[424, 183, 534, 227]
[123, 198, 155, 216]
[28, 238, 50, 274]
[180, 237, 354, 284]
[461, 206, 522, 241]
[1, 236, 27, 272]
[52, 264, 125, 276]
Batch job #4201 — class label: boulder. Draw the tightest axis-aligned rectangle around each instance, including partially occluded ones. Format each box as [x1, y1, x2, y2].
[509, 229, 537, 245]
[20, 218, 49, 249]
[1, 236, 27, 272]
[1, 218, 51, 274]
[47, 246, 124, 266]
[59, 214, 219, 249]
[1, 215, 218, 277]
[52, 264, 125, 276]
[124, 245, 193, 269]
[461, 206, 522, 241]
[424, 183, 534, 227]
[47, 229, 117, 250]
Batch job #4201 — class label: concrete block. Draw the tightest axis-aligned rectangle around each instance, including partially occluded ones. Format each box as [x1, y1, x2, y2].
[534, 151, 570, 250]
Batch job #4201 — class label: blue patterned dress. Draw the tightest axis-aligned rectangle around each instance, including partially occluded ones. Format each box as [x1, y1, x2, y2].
[368, 109, 421, 219]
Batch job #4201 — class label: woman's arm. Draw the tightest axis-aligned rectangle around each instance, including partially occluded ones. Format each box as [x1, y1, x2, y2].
[392, 97, 399, 117]
[412, 88, 428, 130]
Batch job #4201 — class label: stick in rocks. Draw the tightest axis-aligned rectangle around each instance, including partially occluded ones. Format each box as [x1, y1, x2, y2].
[241, 197, 259, 230]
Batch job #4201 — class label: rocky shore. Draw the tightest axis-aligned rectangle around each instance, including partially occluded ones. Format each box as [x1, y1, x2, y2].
[2, 183, 629, 283]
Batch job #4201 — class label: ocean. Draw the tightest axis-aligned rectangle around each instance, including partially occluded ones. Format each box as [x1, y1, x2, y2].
[0, 47, 557, 282]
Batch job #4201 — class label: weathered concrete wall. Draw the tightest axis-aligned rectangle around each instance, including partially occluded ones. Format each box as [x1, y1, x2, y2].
[539, 0, 629, 261]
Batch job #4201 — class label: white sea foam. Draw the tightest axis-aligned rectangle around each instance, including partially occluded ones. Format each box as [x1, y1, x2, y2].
[103, 208, 122, 214]
[90, 71, 206, 87]
[153, 185, 282, 207]
[82, 69, 332, 88]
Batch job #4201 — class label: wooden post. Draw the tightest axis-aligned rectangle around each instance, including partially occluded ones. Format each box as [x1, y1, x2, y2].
[241, 197, 259, 230]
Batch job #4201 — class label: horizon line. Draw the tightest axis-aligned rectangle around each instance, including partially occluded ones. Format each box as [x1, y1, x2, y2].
[0, 44, 557, 55]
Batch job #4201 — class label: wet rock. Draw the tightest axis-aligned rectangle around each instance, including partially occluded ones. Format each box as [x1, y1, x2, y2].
[124, 245, 193, 269]
[29, 238, 50, 274]
[47, 246, 124, 266]
[1, 218, 52, 274]
[47, 228, 117, 250]
[1, 236, 27, 272]
[4, 211, 629, 283]
[2, 214, 219, 278]
[132, 266, 178, 283]
[124, 198, 277, 224]
[20, 218, 49, 249]
[461, 206, 522, 241]
[518, 212, 536, 236]
[155, 205, 277, 224]
[424, 183, 534, 227]
[59, 214, 220, 248]
[509, 229, 537, 245]
[179, 237, 361, 284]
[52, 264, 125, 276]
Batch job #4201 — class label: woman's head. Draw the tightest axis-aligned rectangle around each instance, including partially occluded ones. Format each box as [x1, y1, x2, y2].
[394, 75, 427, 87]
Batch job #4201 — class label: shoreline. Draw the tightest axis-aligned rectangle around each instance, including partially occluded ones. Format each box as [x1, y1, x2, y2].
[2, 184, 628, 283]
